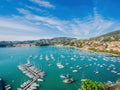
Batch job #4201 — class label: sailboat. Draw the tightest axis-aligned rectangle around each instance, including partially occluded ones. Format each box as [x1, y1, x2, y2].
[50, 54, 55, 61]
[60, 74, 70, 79]
[94, 68, 99, 74]
[72, 70, 78, 73]
[39, 55, 43, 60]
[63, 78, 74, 83]
[57, 63, 64, 68]
[46, 55, 49, 61]
[56, 57, 64, 69]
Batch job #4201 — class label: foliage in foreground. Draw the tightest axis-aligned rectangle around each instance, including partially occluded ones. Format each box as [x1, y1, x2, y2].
[79, 79, 106, 90]
[79, 79, 120, 90]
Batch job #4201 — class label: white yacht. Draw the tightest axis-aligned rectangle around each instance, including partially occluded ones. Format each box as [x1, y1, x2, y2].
[72, 70, 78, 73]
[57, 63, 64, 68]
[63, 78, 74, 83]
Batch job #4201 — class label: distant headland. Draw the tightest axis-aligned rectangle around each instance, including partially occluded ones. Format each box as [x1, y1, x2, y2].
[0, 30, 120, 56]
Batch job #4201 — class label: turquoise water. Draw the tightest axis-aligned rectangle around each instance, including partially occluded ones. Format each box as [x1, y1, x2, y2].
[0, 46, 120, 90]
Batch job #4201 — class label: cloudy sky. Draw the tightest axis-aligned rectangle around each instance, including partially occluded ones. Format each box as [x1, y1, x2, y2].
[0, 0, 120, 41]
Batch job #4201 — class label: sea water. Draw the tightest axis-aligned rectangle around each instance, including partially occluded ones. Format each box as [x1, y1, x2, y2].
[0, 46, 120, 90]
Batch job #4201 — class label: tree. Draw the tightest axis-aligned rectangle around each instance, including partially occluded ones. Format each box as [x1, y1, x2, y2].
[80, 79, 104, 90]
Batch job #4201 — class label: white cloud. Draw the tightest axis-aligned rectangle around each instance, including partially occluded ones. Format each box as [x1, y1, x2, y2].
[1, 7, 120, 41]
[0, 17, 40, 32]
[68, 16, 117, 38]
[17, 8, 68, 33]
[16, 8, 120, 38]
[17, 8, 30, 15]
[0, 34, 41, 41]
[26, 5, 43, 12]
[29, 0, 55, 8]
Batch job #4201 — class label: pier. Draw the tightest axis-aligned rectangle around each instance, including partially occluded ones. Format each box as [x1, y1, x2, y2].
[23, 77, 39, 90]
[18, 60, 45, 90]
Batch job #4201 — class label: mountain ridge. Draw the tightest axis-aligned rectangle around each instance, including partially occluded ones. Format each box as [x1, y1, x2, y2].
[0, 30, 119, 47]
[92, 30, 120, 41]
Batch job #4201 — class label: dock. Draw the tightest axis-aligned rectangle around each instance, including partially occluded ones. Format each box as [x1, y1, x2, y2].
[23, 77, 39, 90]
[18, 60, 45, 90]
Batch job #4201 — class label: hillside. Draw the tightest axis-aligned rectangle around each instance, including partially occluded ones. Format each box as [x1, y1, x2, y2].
[35, 37, 76, 46]
[0, 41, 13, 47]
[0, 30, 119, 48]
[93, 30, 120, 41]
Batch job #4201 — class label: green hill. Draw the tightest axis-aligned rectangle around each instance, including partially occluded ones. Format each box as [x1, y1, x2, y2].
[35, 37, 76, 46]
[93, 30, 120, 42]
[0, 30, 119, 47]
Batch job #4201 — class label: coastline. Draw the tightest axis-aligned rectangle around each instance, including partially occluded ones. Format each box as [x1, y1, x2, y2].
[54, 45, 120, 57]
[1, 45, 120, 90]
[0, 44, 120, 57]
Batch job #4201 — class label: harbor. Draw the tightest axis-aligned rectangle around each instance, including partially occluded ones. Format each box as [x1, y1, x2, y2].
[0, 46, 120, 90]
[18, 60, 45, 90]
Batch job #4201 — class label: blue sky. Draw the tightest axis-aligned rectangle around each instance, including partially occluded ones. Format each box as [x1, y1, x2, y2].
[0, 0, 120, 41]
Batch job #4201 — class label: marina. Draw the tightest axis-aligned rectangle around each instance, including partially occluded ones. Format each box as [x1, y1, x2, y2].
[18, 60, 45, 90]
[0, 46, 120, 90]
[0, 0, 120, 89]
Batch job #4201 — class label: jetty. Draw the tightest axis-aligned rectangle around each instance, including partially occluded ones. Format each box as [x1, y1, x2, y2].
[18, 60, 45, 90]
[22, 78, 39, 90]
